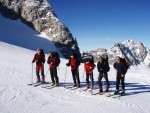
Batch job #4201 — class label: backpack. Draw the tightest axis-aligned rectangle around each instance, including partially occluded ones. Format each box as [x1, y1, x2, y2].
[52, 52, 60, 67]
[102, 55, 110, 72]
[120, 57, 130, 69]
[40, 49, 45, 55]
[83, 55, 94, 63]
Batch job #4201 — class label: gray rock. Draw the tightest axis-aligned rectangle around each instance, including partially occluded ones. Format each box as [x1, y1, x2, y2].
[82, 40, 149, 65]
[0, 0, 81, 59]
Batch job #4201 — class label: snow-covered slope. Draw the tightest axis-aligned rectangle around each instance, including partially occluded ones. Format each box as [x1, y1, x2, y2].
[0, 41, 150, 113]
[0, 14, 58, 54]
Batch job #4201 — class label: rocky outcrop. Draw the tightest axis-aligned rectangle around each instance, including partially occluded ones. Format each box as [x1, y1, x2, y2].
[0, 0, 81, 58]
[83, 40, 149, 65]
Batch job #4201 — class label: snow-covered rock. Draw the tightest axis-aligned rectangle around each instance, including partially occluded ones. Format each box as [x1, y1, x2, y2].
[0, 0, 81, 58]
[83, 40, 149, 65]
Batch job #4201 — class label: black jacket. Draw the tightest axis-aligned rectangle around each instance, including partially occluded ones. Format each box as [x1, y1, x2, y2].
[97, 61, 110, 73]
[113, 62, 126, 75]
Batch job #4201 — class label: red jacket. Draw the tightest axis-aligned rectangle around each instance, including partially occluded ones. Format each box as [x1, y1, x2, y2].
[47, 57, 60, 68]
[84, 63, 96, 74]
[32, 53, 45, 66]
[66, 57, 80, 70]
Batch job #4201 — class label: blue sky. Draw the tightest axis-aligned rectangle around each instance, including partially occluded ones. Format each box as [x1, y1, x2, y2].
[48, 0, 150, 52]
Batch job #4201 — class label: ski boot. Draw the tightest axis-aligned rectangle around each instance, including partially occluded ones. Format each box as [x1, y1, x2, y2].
[120, 89, 125, 96]
[50, 83, 55, 86]
[114, 90, 119, 95]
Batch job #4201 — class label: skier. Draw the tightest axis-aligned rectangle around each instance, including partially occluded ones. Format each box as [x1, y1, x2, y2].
[113, 56, 126, 95]
[47, 52, 60, 86]
[84, 59, 96, 91]
[97, 56, 110, 93]
[32, 48, 45, 83]
[66, 53, 81, 88]
[120, 56, 130, 74]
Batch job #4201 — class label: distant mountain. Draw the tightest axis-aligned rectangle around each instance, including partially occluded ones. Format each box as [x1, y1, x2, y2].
[0, 0, 81, 58]
[82, 40, 150, 66]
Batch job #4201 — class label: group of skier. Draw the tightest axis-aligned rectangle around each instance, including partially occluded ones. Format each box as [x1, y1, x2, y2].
[32, 48, 129, 95]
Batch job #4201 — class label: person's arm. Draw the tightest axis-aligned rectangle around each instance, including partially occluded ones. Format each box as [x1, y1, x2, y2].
[66, 58, 71, 66]
[43, 55, 45, 64]
[97, 62, 100, 72]
[32, 54, 36, 63]
[47, 56, 50, 64]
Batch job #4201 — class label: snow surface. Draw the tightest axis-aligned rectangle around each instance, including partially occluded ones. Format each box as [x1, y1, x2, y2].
[0, 14, 58, 54]
[0, 41, 150, 113]
[0, 13, 150, 113]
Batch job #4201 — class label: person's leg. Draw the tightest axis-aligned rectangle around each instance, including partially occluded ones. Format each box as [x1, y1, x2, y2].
[53, 68, 59, 86]
[75, 68, 80, 87]
[121, 76, 125, 93]
[36, 66, 41, 82]
[104, 72, 110, 91]
[98, 72, 103, 92]
[86, 73, 90, 87]
[40, 66, 45, 83]
[115, 73, 121, 94]
[71, 69, 77, 86]
[50, 68, 55, 85]
[90, 73, 94, 90]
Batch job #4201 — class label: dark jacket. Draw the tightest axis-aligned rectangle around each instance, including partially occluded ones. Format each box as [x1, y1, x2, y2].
[97, 61, 110, 73]
[113, 62, 126, 75]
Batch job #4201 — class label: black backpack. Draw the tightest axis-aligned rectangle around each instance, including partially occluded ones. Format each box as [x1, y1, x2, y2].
[102, 55, 110, 72]
[40, 49, 45, 55]
[53, 52, 60, 66]
[83, 55, 94, 63]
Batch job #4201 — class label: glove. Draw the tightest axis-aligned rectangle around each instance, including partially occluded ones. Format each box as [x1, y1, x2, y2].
[66, 63, 69, 66]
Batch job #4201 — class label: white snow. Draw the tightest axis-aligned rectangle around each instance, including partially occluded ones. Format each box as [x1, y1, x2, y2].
[0, 41, 150, 113]
[0, 14, 150, 113]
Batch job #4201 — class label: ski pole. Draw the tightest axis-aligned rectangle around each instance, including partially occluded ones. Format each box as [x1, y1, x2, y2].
[64, 66, 67, 87]
[31, 63, 33, 84]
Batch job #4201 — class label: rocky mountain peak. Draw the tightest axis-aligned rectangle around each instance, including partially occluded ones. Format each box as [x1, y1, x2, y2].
[0, 0, 81, 58]
[83, 39, 149, 65]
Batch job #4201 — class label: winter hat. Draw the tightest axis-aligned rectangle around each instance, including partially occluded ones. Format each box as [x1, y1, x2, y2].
[37, 48, 41, 51]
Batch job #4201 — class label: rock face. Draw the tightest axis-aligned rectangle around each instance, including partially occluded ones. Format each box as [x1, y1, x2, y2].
[83, 40, 149, 65]
[0, 0, 81, 58]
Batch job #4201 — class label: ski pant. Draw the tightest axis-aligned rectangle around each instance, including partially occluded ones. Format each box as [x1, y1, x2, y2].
[36, 65, 45, 81]
[86, 73, 94, 89]
[71, 69, 80, 86]
[116, 73, 125, 91]
[50, 68, 59, 84]
[98, 72, 109, 91]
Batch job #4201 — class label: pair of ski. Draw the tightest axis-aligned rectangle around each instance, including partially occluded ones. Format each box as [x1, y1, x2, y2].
[106, 93, 125, 98]
[27, 82, 50, 87]
[41, 84, 60, 89]
[91, 91, 106, 95]
[64, 86, 79, 90]
[27, 82, 43, 87]
[83, 87, 94, 93]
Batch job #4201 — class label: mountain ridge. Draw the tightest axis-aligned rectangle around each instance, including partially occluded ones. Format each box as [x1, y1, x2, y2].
[0, 0, 81, 58]
[83, 39, 150, 66]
